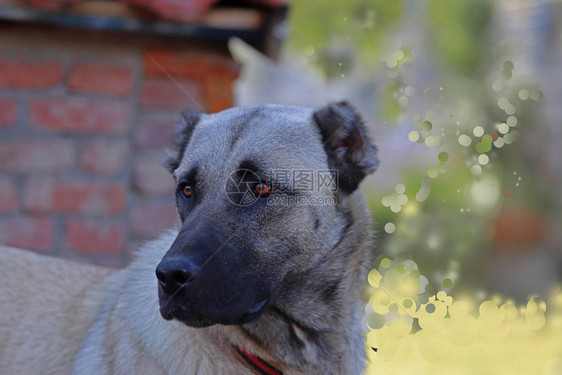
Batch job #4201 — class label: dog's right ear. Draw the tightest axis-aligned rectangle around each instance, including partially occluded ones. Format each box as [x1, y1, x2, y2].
[313, 101, 378, 194]
[163, 109, 204, 173]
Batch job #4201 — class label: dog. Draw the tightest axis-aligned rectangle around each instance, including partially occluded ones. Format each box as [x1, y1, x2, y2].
[0, 101, 378, 374]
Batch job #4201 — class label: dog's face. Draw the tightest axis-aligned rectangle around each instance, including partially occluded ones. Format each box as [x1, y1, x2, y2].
[156, 103, 378, 327]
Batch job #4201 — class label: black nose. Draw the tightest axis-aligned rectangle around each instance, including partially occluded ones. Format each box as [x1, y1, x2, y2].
[155, 257, 199, 295]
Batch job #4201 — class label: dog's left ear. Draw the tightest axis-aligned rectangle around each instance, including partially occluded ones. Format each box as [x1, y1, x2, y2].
[313, 101, 378, 194]
[163, 109, 205, 173]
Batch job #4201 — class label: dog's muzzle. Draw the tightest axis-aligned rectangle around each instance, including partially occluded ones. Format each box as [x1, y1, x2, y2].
[155, 228, 272, 327]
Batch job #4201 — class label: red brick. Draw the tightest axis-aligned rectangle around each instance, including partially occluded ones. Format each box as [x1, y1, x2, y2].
[202, 69, 236, 113]
[143, 49, 238, 113]
[0, 177, 18, 213]
[140, 78, 203, 111]
[135, 115, 176, 149]
[133, 155, 175, 196]
[0, 217, 53, 252]
[0, 56, 63, 89]
[29, 97, 131, 134]
[131, 201, 177, 238]
[65, 219, 125, 254]
[81, 140, 130, 174]
[23, 179, 127, 215]
[69, 63, 134, 96]
[0, 138, 75, 173]
[143, 49, 239, 82]
[0, 98, 17, 128]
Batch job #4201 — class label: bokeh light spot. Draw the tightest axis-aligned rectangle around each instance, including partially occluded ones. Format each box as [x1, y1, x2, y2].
[421, 121, 432, 132]
[497, 123, 509, 134]
[507, 116, 518, 127]
[303, 46, 315, 56]
[425, 136, 443, 148]
[471, 175, 500, 208]
[408, 131, 420, 142]
[367, 313, 386, 330]
[405, 85, 415, 96]
[425, 303, 436, 313]
[442, 278, 453, 288]
[397, 96, 408, 107]
[384, 222, 396, 234]
[436, 291, 447, 301]
[471, 165, 482, 176]
[458, 134, 472, 147]
[494, 137, 505, 148]
[479, 300, 498, 319]
[416, 177, 431, 202]
[427, 167, 439, 179]
[478, 154, 489, 165]
[530, 90, 543, 101]
[438, 152, 449, 162]
[473, 126, 485, 137]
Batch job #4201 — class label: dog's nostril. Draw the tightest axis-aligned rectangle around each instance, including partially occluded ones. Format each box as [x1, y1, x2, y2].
[155, 262, 196, 294]
[171, 269, 192, 285]
[155, 269, 168, 285]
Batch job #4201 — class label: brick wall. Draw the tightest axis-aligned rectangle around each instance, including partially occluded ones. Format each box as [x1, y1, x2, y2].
[0, 24, 239, 267]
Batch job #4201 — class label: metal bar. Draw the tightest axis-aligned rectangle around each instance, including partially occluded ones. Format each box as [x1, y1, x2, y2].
[0, 4, 263, 43]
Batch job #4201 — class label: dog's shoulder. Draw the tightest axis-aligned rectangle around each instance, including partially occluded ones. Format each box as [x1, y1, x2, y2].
[0, 245, 115, 286]
[0, 246, 118, 372]
[0, 246, 116, 321]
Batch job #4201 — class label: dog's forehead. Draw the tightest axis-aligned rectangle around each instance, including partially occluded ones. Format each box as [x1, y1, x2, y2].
[210, 104, 314, 126]
[203, 104, 317, 141]
[177, 105, 328, 174]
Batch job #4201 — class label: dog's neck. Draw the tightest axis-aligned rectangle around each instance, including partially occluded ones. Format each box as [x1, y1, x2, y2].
[220, 194, 372, 375]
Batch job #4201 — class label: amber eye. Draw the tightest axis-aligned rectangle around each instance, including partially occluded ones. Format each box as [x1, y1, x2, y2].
[182, 185, 193, 198]
[254, 183, 272, 197]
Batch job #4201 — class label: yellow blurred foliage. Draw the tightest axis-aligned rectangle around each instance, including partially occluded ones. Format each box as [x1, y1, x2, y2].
[364, 258, 562, 374]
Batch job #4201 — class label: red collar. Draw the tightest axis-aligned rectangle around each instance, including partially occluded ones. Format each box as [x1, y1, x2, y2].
[227, 339, 284, 375]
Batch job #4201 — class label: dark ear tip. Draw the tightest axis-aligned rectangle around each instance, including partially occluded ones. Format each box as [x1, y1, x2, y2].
[330, 100, 357, 111]
[321, 101, 363, 123]
[163, 108, 204, 174]
[314, 101, 362, 124]
[333, 100, 355, 109]
[181, 108, 205, 120]
[338, 101, 364, 118]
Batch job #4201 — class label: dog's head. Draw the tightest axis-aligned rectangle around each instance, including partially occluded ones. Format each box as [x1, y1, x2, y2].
[155, 102, 378, 327]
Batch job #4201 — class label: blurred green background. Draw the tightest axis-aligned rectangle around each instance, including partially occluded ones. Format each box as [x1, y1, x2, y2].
[269, 0, 562, 302]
